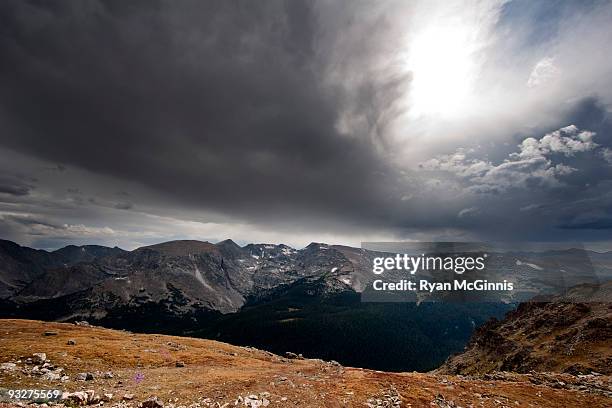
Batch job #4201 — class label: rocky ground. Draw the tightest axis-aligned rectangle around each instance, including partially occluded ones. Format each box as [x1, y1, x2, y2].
[0, 320, 610, 407]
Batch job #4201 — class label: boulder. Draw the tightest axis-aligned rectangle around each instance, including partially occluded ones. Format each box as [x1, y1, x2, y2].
[139, 396, 164, 408]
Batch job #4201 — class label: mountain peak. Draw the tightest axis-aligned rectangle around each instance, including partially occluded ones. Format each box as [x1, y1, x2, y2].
[137, 240, 217, 256]
[305, 242, 329, 249]
[216, 239, 241, 249]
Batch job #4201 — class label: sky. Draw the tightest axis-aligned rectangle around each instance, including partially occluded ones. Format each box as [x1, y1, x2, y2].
[1, 0, 612, 250]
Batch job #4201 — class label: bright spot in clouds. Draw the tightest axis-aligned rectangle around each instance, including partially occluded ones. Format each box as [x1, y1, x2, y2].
[404, 20, 480, 118]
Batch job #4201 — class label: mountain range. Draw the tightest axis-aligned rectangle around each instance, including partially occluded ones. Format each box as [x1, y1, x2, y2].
[1, 238, 610, 372]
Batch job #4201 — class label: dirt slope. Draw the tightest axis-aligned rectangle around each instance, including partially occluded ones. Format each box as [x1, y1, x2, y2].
[0, 319, 610, 407]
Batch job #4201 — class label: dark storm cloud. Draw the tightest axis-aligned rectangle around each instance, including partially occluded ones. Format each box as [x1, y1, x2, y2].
[566, 219, 612, 231]
[113, 201, 133, 210]
[0, 175, 33, 196]
[0, 0, 395, 227]
[1, 0, 612, 249]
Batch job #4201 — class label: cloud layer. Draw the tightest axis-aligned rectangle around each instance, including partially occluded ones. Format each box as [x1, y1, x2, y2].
[1, 0, 612, 249]
[423, 125, 601, 193]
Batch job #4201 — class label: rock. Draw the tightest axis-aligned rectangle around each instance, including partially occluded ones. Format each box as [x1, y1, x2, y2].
[166, 341, 186, 351]
[42, 371, 61, 381]
[62, 391, 89, 405]
[74, 321, 91, 327]
[102, 371, 114, 379]
[433, 394, 457, 408]
[175, 361, 185, 367]
[0, 362, 17, 370]
[367, 387, 403, 408]
[285, 352, 303, 359]
[85, 390, 95, 402]
[139, 396, 164, 408]
[243, 395, 261, 408]
[67, 339, 77, 345]
[239, 394, 270, 408]
[87, 390, 103, 404]
[44, 331, 58, 336]
[32, 353, 47, 363]
[76, 372, 95, 381]
[123, 393, 135, 401]
[103, 393, 114, 402]
[61, 375, 69, 382]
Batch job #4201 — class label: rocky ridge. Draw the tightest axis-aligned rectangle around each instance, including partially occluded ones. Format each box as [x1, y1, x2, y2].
[435, 282, 612, 376]
[1, 239, 369, 320]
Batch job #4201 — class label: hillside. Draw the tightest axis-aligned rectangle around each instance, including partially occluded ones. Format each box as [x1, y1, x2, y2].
[436, 282, 612, 376]
[0, 319, 610, 407]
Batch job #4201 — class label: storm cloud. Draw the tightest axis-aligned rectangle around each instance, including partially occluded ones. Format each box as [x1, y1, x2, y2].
[1, 0, 612, 249]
